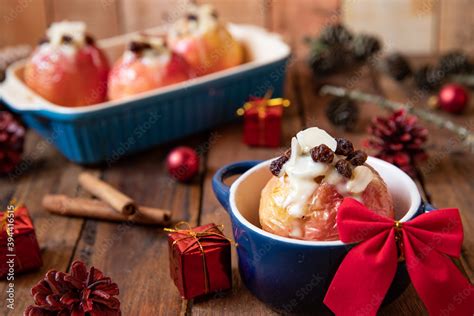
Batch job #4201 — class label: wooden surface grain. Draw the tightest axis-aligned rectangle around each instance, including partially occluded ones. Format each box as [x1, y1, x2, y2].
[1, 55, 473, 315]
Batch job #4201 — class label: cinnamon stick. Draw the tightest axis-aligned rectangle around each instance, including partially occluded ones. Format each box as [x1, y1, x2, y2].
[78, 172, 137, 215]
[42, 195, 171, 225]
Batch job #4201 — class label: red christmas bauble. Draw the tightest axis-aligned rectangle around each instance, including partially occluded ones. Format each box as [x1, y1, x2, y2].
[166, 146, 199, 182]
[438, 84, 469, 114]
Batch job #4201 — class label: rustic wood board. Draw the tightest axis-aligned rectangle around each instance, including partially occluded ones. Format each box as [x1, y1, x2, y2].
[1, 57, 473, 315]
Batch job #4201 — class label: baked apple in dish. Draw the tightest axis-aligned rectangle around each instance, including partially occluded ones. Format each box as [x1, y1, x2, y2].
[108, 35, 193, 101]
[168, 3, 243, 76]
[259, 127, 394, 241]
[24, 21, 110, 107]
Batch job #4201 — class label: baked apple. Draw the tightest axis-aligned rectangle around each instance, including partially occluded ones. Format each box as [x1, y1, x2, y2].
[259, 127, 394, 241]
[108, 35, 193, 101]
[168, 3, 243, 76]
[24, 21, 109, 107]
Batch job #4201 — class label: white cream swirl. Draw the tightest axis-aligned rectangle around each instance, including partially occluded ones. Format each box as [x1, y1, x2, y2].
[278, 127, 374, 218]
[169, 4, 219, 39]
[46, 21, 87, 47]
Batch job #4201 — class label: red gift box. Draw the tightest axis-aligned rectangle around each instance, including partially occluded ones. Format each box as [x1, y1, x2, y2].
[0, 205, 42, 279]
[167, 223, 232, 299]
[241, 97, 289, 147]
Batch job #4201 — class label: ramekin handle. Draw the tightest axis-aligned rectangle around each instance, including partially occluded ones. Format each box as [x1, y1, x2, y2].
[424, 202, 436, 213]
[212, 160, 261, 212]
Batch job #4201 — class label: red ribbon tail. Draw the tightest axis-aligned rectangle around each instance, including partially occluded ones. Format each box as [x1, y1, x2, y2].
[324, 229, 398, 316]
[403, 232, 474, 316]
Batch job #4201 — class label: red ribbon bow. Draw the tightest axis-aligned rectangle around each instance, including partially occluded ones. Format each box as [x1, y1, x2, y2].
[324, 198, 474, 316]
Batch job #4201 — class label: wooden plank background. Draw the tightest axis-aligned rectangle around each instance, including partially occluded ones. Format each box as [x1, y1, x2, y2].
[1, 0, 473, 58]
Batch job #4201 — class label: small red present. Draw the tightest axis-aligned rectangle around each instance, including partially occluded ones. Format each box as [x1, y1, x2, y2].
[239, 95, 290, 147]
[0, 205, 42, 279]
[166, 223, 232, 299]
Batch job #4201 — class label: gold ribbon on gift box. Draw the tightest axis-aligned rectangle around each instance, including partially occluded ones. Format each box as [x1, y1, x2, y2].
[236, 90, 290, 146]
[236, 89, 291, 117]
[1, 201, 21, 237]
[164, 222, 235, 294]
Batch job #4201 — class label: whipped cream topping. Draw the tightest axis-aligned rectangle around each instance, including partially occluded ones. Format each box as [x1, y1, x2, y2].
[124, 35, 171, 65]
[277, 127, 374, 218]
[46, 21, 87, 47]
[35, 21, 90, 58]
[169, 4, 219, 39]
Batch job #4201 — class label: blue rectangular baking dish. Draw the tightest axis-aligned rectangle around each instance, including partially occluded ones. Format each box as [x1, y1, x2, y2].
[1, 24, 291, 164]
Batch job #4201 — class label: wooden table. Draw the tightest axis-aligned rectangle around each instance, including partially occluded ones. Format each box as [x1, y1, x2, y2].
[1, 58, 473, 315]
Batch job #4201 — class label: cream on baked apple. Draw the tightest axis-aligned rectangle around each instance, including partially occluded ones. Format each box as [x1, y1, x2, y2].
[259, 127, 394, 241]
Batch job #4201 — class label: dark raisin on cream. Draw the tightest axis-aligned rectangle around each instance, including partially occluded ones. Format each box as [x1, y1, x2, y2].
[310, 144, 334, 163]
[187, 14, 198, 21]
[335, 159, 353, 178]
[347, 150, 368, 166]
[270, 155, 289, 177]
[85, 34, 95, 45]
[128, 41, 152, 54]
[61, 35, 73, 44]
[315, 176, 325, 184]
[335, 138, 354, 156]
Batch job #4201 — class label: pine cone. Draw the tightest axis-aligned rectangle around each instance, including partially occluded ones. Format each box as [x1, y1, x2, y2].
[351, 34, 381, 61]
[384, 53, 412, 81]
[308, 40, 347, 76]
[325, 97, 359, 131]
[366, 110, 428, 177]
[414, 65, 444, 91]
[24, 260, 121, 316]
[319, 24, 353, 46]
[438, 51, 472, 75]
[0, 110, 25, 175]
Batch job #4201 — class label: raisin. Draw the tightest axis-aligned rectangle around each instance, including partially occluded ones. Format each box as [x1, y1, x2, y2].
[347, 150, 368, 166]
[187, 14, 198, 21]
[129, 41, 152, 53]
[335, 159, 353, 178]
[315, 176, 325, 184]
[270, 155, 289, 177]
[61, 35, 73, 44]
[310, 144, 334, 163]
[85, 34, 95, 45]
[335, 138, 354, 156]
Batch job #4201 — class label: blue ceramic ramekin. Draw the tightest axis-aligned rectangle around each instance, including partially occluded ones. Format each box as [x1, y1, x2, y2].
[213, 157, 428, 314]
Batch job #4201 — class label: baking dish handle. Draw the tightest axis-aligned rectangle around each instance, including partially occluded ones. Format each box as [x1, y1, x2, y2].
[212, 160, 261, 212]
[0, 71, 47, 112]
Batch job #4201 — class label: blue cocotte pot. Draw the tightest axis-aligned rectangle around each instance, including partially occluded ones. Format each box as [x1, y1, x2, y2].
[213, 157, 428, 314]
